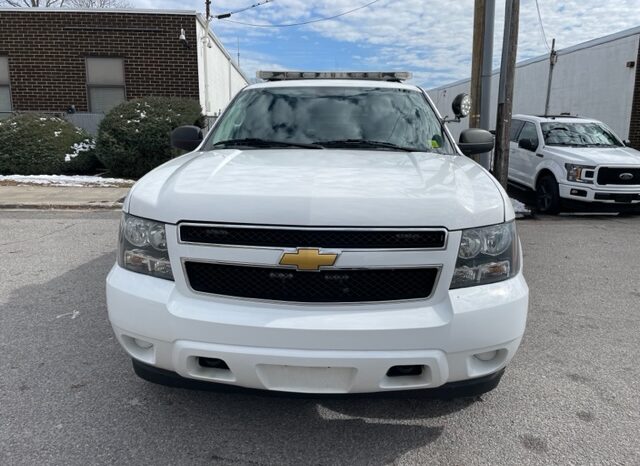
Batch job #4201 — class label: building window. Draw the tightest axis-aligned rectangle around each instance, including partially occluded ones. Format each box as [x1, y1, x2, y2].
[86, 57, 126, 113]
[0, 57, 11, 119]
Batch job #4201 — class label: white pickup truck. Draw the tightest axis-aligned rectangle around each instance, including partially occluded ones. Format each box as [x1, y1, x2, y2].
[106, 71, 528, 396]
[508, 114, 640, 214]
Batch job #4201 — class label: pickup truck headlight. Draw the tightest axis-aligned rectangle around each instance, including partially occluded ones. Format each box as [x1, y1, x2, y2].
[565, 164, 595, 184]
[450, 221, 519, 289]
[118, 213, 173, 280]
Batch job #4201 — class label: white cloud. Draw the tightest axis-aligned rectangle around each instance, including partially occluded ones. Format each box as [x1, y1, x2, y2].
[130, 0, 640, 87]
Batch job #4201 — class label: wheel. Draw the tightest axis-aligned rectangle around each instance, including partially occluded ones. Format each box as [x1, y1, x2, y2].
[536, 174, 561, 214]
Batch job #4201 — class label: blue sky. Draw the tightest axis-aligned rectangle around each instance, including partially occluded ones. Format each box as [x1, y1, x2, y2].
[133, 0, 639, 88]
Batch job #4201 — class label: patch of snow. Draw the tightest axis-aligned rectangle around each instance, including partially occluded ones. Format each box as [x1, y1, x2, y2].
[138, 111, 147, 119]
[0, 175, 134, 187]
[54, 131, 61, 137]
[64, 139, 95, 162]
[511, 198, 532, 217]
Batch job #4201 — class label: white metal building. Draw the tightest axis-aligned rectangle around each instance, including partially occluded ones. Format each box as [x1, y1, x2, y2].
[195, 13, 248, 116]
[428, 26, 640, 147]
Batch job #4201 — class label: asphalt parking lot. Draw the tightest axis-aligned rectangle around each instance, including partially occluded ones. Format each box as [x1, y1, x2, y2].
[1, 210, 639, 465]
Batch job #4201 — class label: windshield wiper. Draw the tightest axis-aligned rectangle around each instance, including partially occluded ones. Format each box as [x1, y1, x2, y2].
[317, 139, 426, 152]
[212, 138, 323, 150]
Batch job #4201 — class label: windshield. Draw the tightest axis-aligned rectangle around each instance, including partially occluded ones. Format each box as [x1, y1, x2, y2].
[541, 122, 623, 147]
[204, 86, 454, 154]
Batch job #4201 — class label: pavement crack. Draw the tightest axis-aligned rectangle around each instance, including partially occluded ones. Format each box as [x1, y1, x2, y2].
[0, 222, 79, 247]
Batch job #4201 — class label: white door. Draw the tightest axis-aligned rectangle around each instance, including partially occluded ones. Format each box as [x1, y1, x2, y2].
[516, 122, 542, 188]
[508, 119, 526, 184]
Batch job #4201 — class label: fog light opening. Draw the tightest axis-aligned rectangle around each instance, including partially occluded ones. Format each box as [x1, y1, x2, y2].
[198, 357, 230, 371]
[474, 350, 498, 362]
[570, 188, 588, 197]
[133, 338, 153, 349]
[386, 365, 424, 377]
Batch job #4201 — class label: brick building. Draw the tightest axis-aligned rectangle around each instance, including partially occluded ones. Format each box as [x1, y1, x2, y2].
[0, 8, 247, 120]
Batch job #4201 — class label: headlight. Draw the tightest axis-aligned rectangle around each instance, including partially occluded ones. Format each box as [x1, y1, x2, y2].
[450, 221, 520, 289]
[565, 163, 595, 184]
[118, 213, 173, 280]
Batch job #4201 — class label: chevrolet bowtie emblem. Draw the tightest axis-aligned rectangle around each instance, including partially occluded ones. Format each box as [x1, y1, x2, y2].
[279, 248, 339, 271]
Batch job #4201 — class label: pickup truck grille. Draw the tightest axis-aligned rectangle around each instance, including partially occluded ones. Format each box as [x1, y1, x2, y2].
[179, 225, 446, 249]
[597, 168, 640, 185]
[184, 261, 439, 303]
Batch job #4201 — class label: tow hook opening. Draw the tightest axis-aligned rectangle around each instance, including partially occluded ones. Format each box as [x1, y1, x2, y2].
[386, 365, 424, 377]
[198, 357, 230, 371]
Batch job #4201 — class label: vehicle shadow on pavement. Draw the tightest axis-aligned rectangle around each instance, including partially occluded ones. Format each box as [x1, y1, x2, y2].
[2, 252, 475, 465]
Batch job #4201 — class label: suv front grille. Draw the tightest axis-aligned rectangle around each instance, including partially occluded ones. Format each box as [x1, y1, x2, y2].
[179, 225, 446, 249]
[597, 167, 640, 185]
[184, 261, 439, 303]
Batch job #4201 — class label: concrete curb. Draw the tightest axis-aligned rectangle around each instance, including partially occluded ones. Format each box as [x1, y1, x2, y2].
[0, 202, 123, 210]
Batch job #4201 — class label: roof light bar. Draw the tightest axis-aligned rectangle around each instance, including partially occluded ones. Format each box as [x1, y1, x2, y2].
[257, 71, 412, 82]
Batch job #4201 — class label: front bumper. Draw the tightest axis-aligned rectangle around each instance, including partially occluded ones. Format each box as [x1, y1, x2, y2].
[107, 265, 528, 394]
[559, 183, 640, 209]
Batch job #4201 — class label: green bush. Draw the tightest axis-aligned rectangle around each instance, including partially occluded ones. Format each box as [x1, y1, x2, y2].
[0, 114, 99, 175]
[96, 97, 203, 178]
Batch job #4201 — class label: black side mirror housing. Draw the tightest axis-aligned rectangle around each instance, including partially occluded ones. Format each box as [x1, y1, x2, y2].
[171, 125, 203, 152]
[458, 128, 494, 156]
[518, 137, 538, 152]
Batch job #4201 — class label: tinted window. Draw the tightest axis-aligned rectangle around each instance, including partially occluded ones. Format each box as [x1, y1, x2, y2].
[518, 122, 539, 150]
[206, 86, 454, 153]
[541, 122, 622, 147]
[510, 119, 524, 142]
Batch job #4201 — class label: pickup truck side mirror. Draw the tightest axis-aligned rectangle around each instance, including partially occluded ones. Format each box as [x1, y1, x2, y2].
[458, 128, 494, 156]
[171, 125, 203, 152]
[518, 137, 538, 152]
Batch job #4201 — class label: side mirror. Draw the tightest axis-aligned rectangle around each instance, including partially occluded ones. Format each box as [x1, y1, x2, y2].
[518, 137, 538, 152]
[458, 128, 494, 156]
[623, 139, 631, 147]
[171, 125, 203, 151]
[452, 93, 471, 119]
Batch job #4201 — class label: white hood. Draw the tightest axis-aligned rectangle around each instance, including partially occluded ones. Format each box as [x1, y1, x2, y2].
[127, 149, 508, 230]
[545, 145, 640, 166]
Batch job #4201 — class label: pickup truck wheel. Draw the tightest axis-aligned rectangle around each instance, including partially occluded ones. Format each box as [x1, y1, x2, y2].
[536, 175, 561, 214]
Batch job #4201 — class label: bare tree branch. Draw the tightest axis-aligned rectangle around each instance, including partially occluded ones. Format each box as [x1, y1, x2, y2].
[0, 0, 67, 6]
[0, 0, 130, 6]
[67, 0, 131, 7]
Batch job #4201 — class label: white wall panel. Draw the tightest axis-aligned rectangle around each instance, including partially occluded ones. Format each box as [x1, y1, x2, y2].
[196, 18, 248, 116]
[429, 29, 640, 141]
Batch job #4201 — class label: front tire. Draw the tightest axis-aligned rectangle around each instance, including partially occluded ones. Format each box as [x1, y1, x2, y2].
[536, 174, 561, 214]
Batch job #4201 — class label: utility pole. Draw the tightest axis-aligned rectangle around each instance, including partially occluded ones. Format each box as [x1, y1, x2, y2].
[544, 38, 557, 116]
[469, 0, 495, 168]
[470, 0, 486, 132]
[492, 0, 520, 188]
[205, 0, 211, 20]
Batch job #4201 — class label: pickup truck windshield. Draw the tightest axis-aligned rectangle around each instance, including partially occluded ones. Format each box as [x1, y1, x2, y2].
[205, 86, 453, 154]
[541, 122, 623, 147]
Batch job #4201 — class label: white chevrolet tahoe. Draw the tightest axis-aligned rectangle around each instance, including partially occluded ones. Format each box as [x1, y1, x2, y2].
[508, 114, 640, 214]
[106, 71, 529, 396]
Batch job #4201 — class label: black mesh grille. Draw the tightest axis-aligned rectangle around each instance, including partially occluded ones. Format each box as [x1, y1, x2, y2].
[180, 225, 446, 249]
[597, 168, 640, 185]
[184, 262, 439, 303]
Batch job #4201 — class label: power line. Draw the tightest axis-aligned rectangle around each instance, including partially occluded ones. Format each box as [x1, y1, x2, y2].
[534, 0, 551, 51]
[215, 0, 275, 20]
[219, 0, 382, 28]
